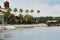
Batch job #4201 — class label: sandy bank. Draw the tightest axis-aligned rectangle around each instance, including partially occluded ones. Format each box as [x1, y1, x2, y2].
[0, 24, 48, 31]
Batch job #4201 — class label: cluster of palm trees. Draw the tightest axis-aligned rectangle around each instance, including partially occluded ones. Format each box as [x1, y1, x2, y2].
[13, 8, 40, 15]
[0, 6, 40, 24]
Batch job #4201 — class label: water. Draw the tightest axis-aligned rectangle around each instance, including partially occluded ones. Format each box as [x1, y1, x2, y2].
[0, 26, 60, 40]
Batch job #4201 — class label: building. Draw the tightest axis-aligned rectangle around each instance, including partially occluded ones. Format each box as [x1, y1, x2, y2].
[46, 20, 59, 26]
[4, 0, 9, 9]
[0, 0, 9, 25]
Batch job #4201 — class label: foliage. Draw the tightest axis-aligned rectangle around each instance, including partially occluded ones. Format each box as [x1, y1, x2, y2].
[13, 8, 17, 12]
[25, 9, 29, 15]
[30, 9, 34, 13]
[24, 15, 34, 21]
[19, 9, 23, 14]
[37, 10, 40, 13]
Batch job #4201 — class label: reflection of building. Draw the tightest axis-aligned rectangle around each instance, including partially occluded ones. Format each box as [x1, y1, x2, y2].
[0, 0, 9, 25]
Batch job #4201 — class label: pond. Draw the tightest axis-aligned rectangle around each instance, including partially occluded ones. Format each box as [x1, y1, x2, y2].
[0, 26, 60, 40]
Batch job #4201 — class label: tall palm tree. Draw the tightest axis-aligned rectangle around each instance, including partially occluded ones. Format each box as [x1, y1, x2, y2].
[19, 14, 23, 24]
[19, 9, 23, 14]
[13, 8, 17, 24]
[19, 9, 23, 24]
[37, 10, 40, 14]
[37, 10, 40, 23]
[25, 9, 29, 24]
[13, 8, 18, 14]
[30, 9, 34, 23]
[30, 9, 34, 13]
[25, 9, 29, 15]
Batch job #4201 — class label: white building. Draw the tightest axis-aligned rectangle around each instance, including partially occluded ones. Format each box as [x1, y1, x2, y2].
[0, 0, 9, 25]
[0, 8, 7, 25]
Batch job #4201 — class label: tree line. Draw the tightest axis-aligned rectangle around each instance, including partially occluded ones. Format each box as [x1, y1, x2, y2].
[0, 7, 40, 25]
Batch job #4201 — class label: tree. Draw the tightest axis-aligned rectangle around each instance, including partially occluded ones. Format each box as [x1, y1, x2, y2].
[4, 12, 10, 25]
[37, 10, 40, 13]
[19, 14, 23, 24]
[25, 9, 29, 15]
[7, 8, 12, 13]
[0, 6, 1, 9]
[8, 14, 16, 24]
[24, 15, 34, 24]
[19, 9, 23, 14]
[37, 10, 40, 23]
[13, 8, 17, 12]
[30, 9, 34, 13]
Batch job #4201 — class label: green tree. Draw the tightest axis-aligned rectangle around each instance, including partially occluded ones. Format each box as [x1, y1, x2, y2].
[19, 14, 23, 24]
[37, 10, 40, 23]
[30, 9, 34, 13]
[19, 9, 23, 14]
[4, 12, 10, 25]
[24, 15, 34, 24]
[7, 8, 12, 13]
[37, 10, 40, 13]
[25, 9, 29, 15]
[13, 8, 17, 12]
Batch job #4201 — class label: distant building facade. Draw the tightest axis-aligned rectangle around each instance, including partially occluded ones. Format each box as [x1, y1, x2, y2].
[0, 0, 9, 25]
[4, 0, 9, 9]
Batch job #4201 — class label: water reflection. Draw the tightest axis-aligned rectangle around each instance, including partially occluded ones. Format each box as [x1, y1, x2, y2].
[0, 27, 60, 40]
[0, 30, 15, 40]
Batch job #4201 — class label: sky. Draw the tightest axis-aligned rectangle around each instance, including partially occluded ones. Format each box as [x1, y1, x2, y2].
[0, 0, 60, 17]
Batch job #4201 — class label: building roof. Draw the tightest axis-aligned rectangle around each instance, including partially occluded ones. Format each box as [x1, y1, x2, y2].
[0, 8, 7, 13]
[47, 20, 58, 22]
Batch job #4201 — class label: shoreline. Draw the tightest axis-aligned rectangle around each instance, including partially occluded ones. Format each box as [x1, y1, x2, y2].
[0, 24, 48, 30]
[0, 23, 60, 32]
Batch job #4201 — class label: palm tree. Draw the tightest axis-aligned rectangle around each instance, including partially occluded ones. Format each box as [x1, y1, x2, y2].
[30, 9, 34, 23]
[13, 8, 18, 14]
[30, 9, 34, 13]
[25, 9, 29, 24]
[37, 10, 40, 23]
[37, 10, 40, 14]
[25, 9, 29, 15]
[19, 14, 23, 24]
[19, 9, 23, 14]
[19, 9, 23, 24]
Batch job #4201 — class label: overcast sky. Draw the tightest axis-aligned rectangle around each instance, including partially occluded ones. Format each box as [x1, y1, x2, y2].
[0, 0, 60, 17]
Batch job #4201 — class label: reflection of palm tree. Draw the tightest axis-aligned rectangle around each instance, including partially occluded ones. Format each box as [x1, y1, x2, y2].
[8, 14, 15, 24]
